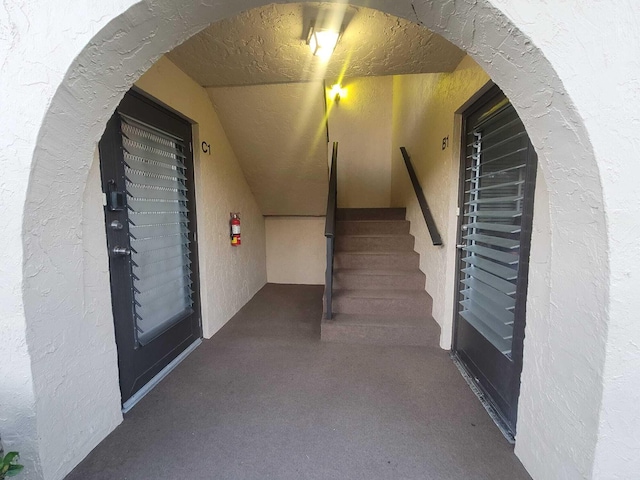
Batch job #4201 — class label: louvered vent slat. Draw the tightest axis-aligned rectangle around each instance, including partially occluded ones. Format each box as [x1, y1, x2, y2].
[121, 116, 194, 345]
[458, 103, 529, 357]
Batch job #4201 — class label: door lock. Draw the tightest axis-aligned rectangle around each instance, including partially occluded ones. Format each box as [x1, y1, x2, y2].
[106, 180, 126, 211]
[112, 246, 131, 256]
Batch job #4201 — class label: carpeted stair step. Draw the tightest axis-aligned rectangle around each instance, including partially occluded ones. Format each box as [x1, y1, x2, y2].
[324, 207, 436, 347]
[321, 313, 440, 346]
[332, 289, 432, 317]
[333, 268, 425, 291]
[337, 208, 406, 221]
[335, 234, 415, 252]
[336, 219, 410, 235]
[334, 251, 420, 270]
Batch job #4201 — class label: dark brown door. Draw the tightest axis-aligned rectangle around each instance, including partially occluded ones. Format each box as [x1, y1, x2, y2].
[99, 90, 202, 408]
[453, 86, 537, 434]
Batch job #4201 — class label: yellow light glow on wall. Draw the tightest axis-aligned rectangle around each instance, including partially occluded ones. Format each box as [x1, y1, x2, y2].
[329, 83, 347, 103]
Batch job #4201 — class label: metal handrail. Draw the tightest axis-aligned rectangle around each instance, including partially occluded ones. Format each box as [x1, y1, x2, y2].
[324, 142, 338, 319]
[400, 147, 443, 246]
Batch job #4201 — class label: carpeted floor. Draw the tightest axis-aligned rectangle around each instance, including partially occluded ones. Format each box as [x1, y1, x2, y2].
[65, 284, 531, 480]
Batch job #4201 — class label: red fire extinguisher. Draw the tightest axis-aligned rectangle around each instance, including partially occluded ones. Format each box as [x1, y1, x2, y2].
[230, 212, 241, 246]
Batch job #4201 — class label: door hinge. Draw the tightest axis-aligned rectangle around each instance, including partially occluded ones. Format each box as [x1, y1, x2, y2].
[189, 142, 192, 152]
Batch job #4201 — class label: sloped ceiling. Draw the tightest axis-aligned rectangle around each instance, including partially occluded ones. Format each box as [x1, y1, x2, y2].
[167, 3, 465, 87]
[167, 3, 464, 216]
[207, 82, 329, 215]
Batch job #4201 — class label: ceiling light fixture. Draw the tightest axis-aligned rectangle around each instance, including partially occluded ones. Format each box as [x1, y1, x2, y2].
[307, 25, 340, 60]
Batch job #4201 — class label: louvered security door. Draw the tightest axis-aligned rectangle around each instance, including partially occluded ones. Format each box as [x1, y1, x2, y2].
[454, 88, 537, 435]
[100, 91, 201, 407]
[122, 115, 194, 344]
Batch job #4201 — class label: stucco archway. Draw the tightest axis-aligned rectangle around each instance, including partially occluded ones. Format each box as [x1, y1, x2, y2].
[20, 1, 610, 479]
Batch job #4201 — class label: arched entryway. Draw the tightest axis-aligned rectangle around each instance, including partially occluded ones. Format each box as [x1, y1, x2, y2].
[14, 1, 614, 479]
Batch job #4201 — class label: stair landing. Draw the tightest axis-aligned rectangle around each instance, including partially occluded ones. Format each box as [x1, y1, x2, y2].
[322, 208, 441, 347]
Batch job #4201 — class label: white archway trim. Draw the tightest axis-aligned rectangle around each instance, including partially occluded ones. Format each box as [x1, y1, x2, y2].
[5, 1, 620, 478]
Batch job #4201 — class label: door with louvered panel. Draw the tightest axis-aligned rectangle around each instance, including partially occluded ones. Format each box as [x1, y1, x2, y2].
[99, 90, 201, 407]
[453, 86, 537, 434]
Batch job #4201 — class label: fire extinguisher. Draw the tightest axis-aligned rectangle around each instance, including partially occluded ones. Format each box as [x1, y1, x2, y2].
[230, 212, 241, 246]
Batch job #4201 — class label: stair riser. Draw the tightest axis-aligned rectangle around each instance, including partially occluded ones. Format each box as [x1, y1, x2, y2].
[334, 253, 419, 270]
[333, 272, 425, 291]
[337, 220, 410, 235]
[335, 235, 415, 252]
[333, 296, 432, 317]
[328, 208, 435, 347]
[337, 208, 406, 221]
[321, 323, 437, 346]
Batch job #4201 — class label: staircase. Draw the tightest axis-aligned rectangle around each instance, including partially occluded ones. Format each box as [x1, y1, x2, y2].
[321, 208, 440, 346]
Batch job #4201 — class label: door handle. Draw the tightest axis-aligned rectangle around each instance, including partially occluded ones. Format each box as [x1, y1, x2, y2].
[456, 244, 466, 250]
[112, 246, 131, 256]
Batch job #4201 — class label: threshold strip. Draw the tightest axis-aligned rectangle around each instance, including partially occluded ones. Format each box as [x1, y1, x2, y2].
[450, 353, 515, 445]
[122, 338, 202, 414]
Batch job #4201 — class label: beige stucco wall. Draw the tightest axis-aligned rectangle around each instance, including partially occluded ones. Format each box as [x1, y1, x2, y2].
[265, 217, 326, 285]
[134, 56, 268, 337]
[328, 76, 393, 208]
[5, 1, 639, 479]
[207, 82, 329, 216]
[391, 56, 491, 347]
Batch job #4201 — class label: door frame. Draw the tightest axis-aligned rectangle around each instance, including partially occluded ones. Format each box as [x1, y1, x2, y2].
[451, 84, 538, 434]
[99, 88, 203, 407]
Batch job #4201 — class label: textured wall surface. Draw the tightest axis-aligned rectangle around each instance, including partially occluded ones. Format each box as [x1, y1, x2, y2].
[391, 56, 490, 347]
[487, 2, 638, 479]
[168, 4, 464, 87]
[207, 82, 329, 215]
[135, 56, 268, 337]
[1, 0, 637, 479]
[329, 75, 394, 208]
[265, 217, 326, 285]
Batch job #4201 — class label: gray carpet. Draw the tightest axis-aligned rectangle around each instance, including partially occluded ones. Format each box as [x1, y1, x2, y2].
[66, 284, 531, 480]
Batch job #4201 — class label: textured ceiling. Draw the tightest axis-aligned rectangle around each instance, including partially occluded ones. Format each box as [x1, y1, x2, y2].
[167, 3, 465, 87]
[207, 82, 329, 215]
[169, 3, 465, 216]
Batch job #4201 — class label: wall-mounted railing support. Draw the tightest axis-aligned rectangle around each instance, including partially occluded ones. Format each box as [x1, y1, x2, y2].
[324, 142, 338, 319]
[400, 147, 443, 246]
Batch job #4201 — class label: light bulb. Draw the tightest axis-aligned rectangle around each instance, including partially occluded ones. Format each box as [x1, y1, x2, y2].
[309, 29, 339, 60]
